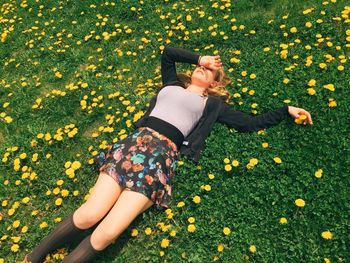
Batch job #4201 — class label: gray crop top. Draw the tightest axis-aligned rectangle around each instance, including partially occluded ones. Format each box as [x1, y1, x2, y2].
[149, 85, 208, 137]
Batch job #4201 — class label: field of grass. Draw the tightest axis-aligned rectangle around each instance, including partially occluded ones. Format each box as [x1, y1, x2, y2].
[0, 0, 349, 262]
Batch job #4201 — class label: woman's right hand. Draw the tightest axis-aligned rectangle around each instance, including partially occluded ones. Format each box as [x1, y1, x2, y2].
[199, 55, 222, 71]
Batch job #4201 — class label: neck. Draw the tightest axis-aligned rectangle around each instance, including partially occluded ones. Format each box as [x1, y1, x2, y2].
[186, 84, 208, 96]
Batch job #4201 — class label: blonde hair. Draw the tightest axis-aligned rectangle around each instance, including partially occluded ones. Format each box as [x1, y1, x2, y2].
[176, 67, 232, 103]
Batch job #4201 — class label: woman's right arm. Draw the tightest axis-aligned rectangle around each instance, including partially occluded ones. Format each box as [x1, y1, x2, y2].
[161, 45, 201, 87]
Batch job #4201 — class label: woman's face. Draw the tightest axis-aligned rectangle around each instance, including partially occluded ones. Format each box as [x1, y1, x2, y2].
[191, 65, 218, 88]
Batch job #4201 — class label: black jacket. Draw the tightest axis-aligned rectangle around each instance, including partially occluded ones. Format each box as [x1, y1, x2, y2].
[134, 46, 289, 164]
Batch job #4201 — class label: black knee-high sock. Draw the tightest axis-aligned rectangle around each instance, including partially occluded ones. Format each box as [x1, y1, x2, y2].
[61, 234, 103, 263]
[27, 212, 87, 263]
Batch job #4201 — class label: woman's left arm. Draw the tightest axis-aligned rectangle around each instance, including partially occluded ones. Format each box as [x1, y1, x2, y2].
[216, 103, 313, 132]
[161, 45, 201, 87]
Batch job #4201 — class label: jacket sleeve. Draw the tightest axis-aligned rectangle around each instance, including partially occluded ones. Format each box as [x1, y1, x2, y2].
[161, 45, 201, 87]
[216, 102, 290, 132]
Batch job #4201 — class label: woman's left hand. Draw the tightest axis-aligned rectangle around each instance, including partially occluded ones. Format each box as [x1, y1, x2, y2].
[287, 106, 313, 125]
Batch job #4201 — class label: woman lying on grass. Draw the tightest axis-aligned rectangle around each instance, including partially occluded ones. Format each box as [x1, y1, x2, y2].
[23, 45, 313, 263]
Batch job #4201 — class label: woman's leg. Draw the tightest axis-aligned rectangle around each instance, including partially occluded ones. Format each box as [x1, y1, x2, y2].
[26, 172, 123, 263]
[60, 189, 154, 262]
[72, 172, 123, 229]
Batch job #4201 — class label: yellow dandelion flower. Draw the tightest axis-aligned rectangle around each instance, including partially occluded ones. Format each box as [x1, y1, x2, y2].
[308, 79, 316, 86]
[177, 201, 185, 207]
[204, 184, 211, 191]
[22, 197, 30, 203]
[279, 217, 288, 224]
[307, 88, 316, 95]
[231, 160, 239, 166]
[314, 169, 323, 178]
[55, 198, 62, 206]
[31, 210, 39, 216]
[71, 161, 81, 170]
[193, 196, 201, 204]
[294, 114, 307, 124]
[223, 227, 231, 235]
[319, 63, 327, 69]
[328, 99, 337, 107]
[8, 208, 15, 216]
[305, 22, 312, 28]
[187, 224, 196, 232]
[165, 209, 172, 215]
[273, 157, 282, 164]
[21, 225, 28, 233]
[161, 238, 170, 248]
[208, 173, 215, 179]
[323, 84, 335, 91]
[230, 57, 240, 63]
[131, 228, 138, 237]
[188, 217, 195, 223]
[11, 236, 21, 243]
[224, 158, 230, 163]
[39, 222, 48, 229]
[224, 164, 232, 171]
[321, 231, 333, 240]
[144, 227, 152, 235]
[262, 142, 269, 148]
[280, 50, 288, 59]
[57, 179, 64, 186]
[65, 168, 75, 178]
[290, 27, 297, 33]
[64, 161, 72, 168]
[217, 243, 224, 252]
[11, 244, 19, 252]
[13, 220, 20, 228]
[53, 187, 60, 195]
[55, 71, 62, 78]
[249, 245, 256, 253]
[295, 198, 305, 207]
[250, 158, 258, 165]
[61, 189, 69, 197]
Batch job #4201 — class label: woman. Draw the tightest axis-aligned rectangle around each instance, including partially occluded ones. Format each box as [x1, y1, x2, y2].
[23, 46, 313, 263]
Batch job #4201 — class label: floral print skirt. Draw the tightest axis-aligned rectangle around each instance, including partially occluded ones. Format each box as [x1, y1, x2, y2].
[93, 127, 179, 210]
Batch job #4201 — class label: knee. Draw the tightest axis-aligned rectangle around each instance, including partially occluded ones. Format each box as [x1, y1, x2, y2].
[91, 226, 121, 250]
[73, 205, 102, 229]
[97, 225, 122, 242]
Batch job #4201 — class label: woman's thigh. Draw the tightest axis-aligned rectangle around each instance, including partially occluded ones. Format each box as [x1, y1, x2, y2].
[90, 189, 154, 250]
[73, 172, 123, 229]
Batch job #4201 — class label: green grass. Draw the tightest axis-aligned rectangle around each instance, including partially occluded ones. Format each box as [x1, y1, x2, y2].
[0, 0, 349, 262]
